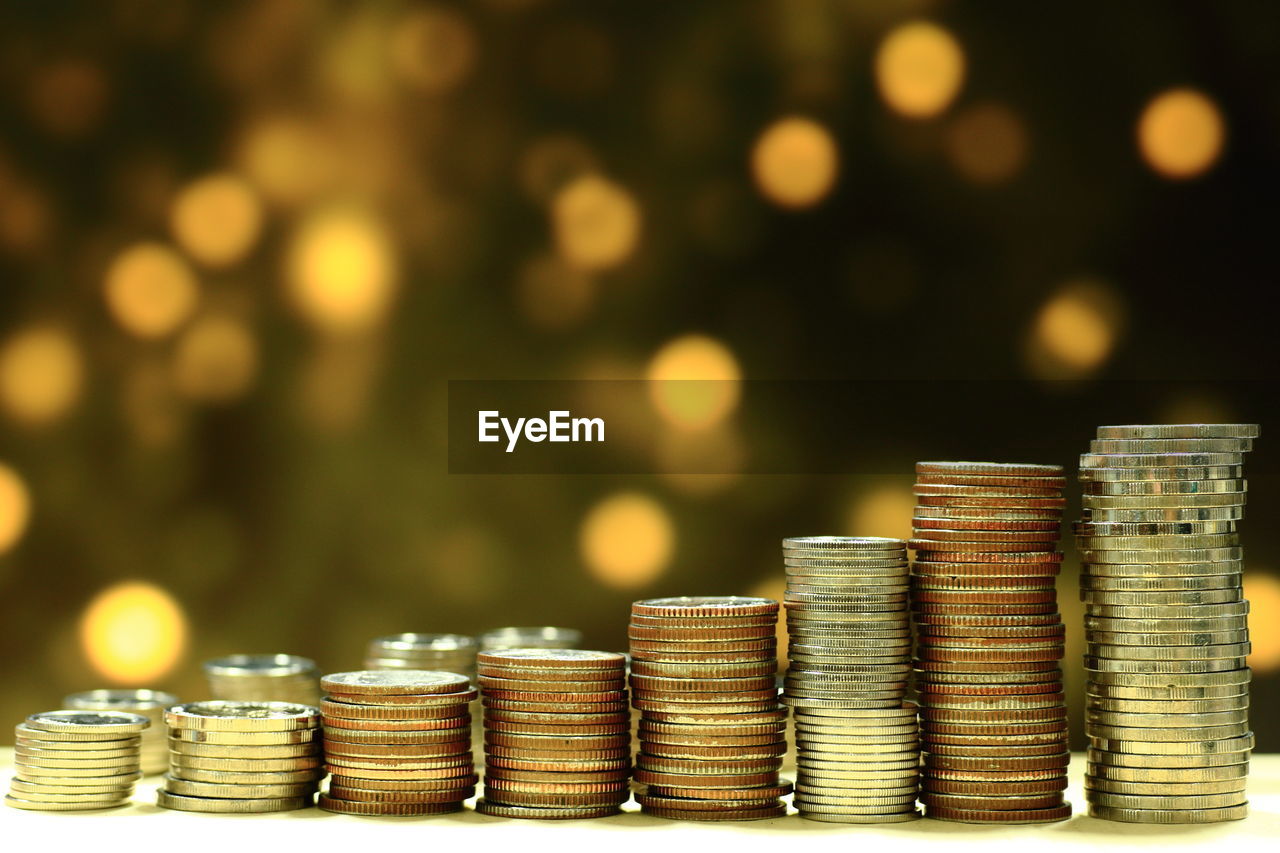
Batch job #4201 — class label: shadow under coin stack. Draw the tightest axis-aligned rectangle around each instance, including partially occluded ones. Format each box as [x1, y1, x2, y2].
[476, 649, 630, 819]
[319, 671, 476, 816]
[6, 711, 148, 811]
[629, 596, 790, 821]
[480, 627, 583, 651]
[909, 461, 1071, 824]
[64, 689, 178, 776]
[205, 654, 322, 706]
[1076, 424, 1258, 824]
[365, 633, 479, 680]
[158, 701, 322, 813]
[781, 536, 920, 823]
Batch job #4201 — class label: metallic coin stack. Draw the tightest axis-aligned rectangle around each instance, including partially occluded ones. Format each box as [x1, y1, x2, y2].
[204, 654, 322, 706]
[158, 701, 323, 813]
[320, 670, 477, 816]
[481, 626, 583, 651]
[629, 596, 790, 821]
[64, 689, 178, 775]
[781, 537, 920, 823]
[6, 711, 148, 811]
[1076, 424, 1258, 824]
[476, 649, 630, 819]
[365, 633, 478, 679]
[909, 461, 1072, 824]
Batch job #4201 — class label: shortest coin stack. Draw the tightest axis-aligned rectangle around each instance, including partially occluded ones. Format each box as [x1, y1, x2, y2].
[159, 701, 323, 813]
[480, 627, 583, 651]
[365, 634, 478, 679]
[6, 710, 148, 811]
[204, 654, 322, 706]
[320, 670, 477, 816]
[64, 689, 178, 776]
[477, 649, 631, 819]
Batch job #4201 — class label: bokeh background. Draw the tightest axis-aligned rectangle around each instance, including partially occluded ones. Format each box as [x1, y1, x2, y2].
[1, 1, 1277, 748]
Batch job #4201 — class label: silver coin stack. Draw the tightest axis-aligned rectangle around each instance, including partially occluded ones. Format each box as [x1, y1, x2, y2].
[481, 626, 583, 651]
[64, 689, 178, 776]
[6, 711, 148, 811]
[781, 536, 920, 823]
[1077, 424, 1258, 824]
[365, 633, 478, 679]
[204, 653, 322, 706]
[158, 700, 324, 813]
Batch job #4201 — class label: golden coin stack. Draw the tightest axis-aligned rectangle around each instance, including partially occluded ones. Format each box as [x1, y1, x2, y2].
[781, 537, 920, 823]
[1076, 424, 1258, 824]
[629, 596, 790, 821]
[64, 689, 178, 776]
[320, 670, 477, 816]
[204, 654, 322, 706]
[476, 649, 631, 819]
[158, 700, 323, 813]
[365, 633, 478, 679]
[480, 626, 583, 651]
[6, 711, 148, 811]
[909, 461, 1072, 824]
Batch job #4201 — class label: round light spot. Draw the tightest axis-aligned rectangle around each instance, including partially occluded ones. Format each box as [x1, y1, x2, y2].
[286, 206, 397, 334]
[875, 21, 965, 119]
[1137, 88, 1225, 179]
[646, 335, 742, 430]
[0, 463, 32, 555]
[0, 327, 84, 425]
[579, 493, 675, 590]
[172, 315, 259, 402]
[80, 581, 187, 684]
[238, 117, 336, 207]
[104, 243, 199, 338]
[944, 102, 1029, 184]
[551, 175, 641, 272]
[846, 481, 916, 541]
[170, 173, 263, 268]
[517, 135, 599, 203]
[390, 6, 477, 95]
[516, 253, 595, 330]
[1246, 573, 1280, 673]
[750, 117, 839, 209]
[1027, 280, 1124, 379]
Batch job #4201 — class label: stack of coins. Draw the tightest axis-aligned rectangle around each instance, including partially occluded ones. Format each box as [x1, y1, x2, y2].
[204, 654, 322, 706]
[320, 671, 476, 816]
[365, 634, 478, 678]
[476, 649, 630, 819]
[781, 536, 920, 823]
[158, 701, 323, 813]
[6, 711, 147, 811]
[64, 689, 178, 776]
[480, 627, 583, 651]
[1076, 424, 1258, 824]
[629, 596, 790, 821]
[909, 461, 1072, 824]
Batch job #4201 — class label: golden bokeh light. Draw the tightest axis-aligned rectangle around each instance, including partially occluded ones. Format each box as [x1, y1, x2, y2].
[551, 175, 641, 272]
[0, 327, 84, 426]
[390, 6, 477, 95]
[104, 243, 200, 338]
[846, 480, 916, 541]
[1137, 88, 1225, 179]
[80, 581, 187, 684]
[1158, 393, 1233, 426]
[875, 21, 965, 119]
[516, 253, 595, 330]
[944, 102, 1029, 184]
[238, 117, 337, 207]
[579, 492, 675, 590]
[657, 425, 745, 497]
[26, 58, 109, 139]
[1026, 279, 1124, 379]
[286, 206, 397, 335]
[172, 315, 260, 403]
[518, 135, 599, 203]
[646, 334, 742, 430]
[1245, 573, 1280, 673]
[750, 117, 839, 209]
[0, 463, 32, 555]
[170, 173, 264, 268]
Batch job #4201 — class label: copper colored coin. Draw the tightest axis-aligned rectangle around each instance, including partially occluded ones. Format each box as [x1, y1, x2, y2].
[486, 747, 629, 762]
[319, 796, 462, 816]
[913, 518, 1062, 532]
[923, 741, 1067, 757]
[482, 699, 629, 714]
[922, 778, 1067, 796]
[630, 614, 777, 628]
[917, 684, 1064, 698]
[483, 710, 629, 727]
[327, 764, 474, 780]
[484, 767, 631, 784]
[913, 483, 1063, 498]
[641, 803, 787, 821]
[486, 789, 629, 808]
[629, 638, 777, 653]
[325, 716, 472, 732]
[914, 659, 1062, 673]
[628, 660, 777, 678]
[909, 527, 1061, 542]
[917, 648, 1063, 664]
[920, 693, 1067, 710]
[922, 723, 1069, 738]
[320, 701, 468, 722]
[632, 769, 781, 788]
[920, 706, 1067, 723]
[914, 473, 1066, 488]
[485, 733, 629, 751]
[916, 624, 1064, 638]
[482, 689, 626, 704]
[636, 756, 781, 775]
[483, 778, 630, 794]
[913, 613, 1063, 627]
[925, 804, 1071, 823]
[912, 564, 1062, 580]
[475, 649, 625, 669]
[630, 675, 777, 693]
[324, 738, 470, 758]
[640, 709, 787, 726]
[913, 603, 1059, 616]
[924, 753, 1070, 772]
[641, 742, 787, 760]
[639, 782, 793, 800]
[638, 731, 786, 747]
[479, 676, 626, 692]
[474, 799, 622, 819]
[325, 690, 476, 707]
[914, 495, 1066, 509]
[635, 793, 785, 811]
[327, 752, 471, 770]
[476, 666, 622, 682]
[925, 768, 1068, 783]
[327, 771, 476, 790]
[322, 728, 476, 746]
[485, 722, 629, 738]
[921, 792, 1066, 810]
[631, 597, 779, 619]
[912, 589, 1060, 605]
[325, 786, 474, 804]
[486, 756, 630, 772]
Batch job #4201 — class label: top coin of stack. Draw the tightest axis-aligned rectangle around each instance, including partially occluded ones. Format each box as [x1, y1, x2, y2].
[476, 649, 631, 820]
[480, 627, 583, 651]
[204, 654, 322, 706]
[1076, 424, 1258, 825]
[365, 634, 478, 678]
[6, 711, 148, 811]
[158, 701, 324, 813]
[781, 536, 921, 823]
[64, 689, 178, 776]
[629, 596, 790, 821]
[910, 461, 1072, 825]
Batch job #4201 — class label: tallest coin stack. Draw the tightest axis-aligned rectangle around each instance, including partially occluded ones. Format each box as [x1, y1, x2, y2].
[1076, 424, 1258, 824]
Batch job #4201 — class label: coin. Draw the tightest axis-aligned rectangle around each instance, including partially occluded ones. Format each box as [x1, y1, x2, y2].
[204, 654, 320, 706]
[156, 790, 312, 813]
[480, 626, 583, 651]
[166, 701, 320, 732]
[365, 633, 477, 676]
[321, 670, 471, 695]
[4, 709, 147, 810]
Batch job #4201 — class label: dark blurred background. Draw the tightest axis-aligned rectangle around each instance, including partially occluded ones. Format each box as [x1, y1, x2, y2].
[1, 0, 1278, 748]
